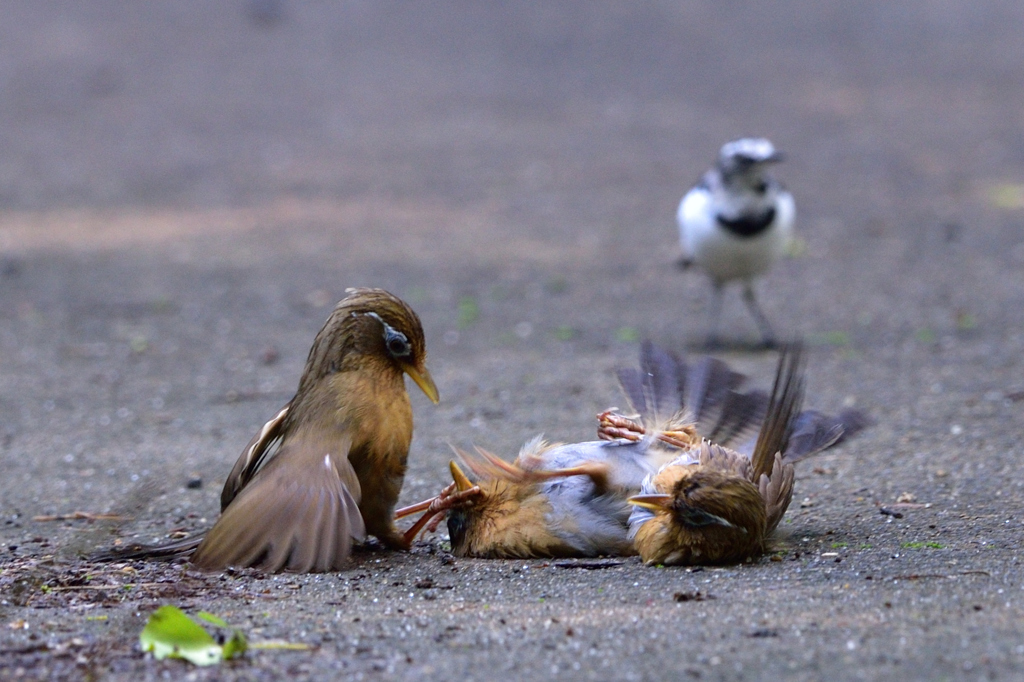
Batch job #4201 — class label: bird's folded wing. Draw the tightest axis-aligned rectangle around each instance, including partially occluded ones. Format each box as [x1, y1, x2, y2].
[220, 405, 289, 510]
[192, 433, 365, 573]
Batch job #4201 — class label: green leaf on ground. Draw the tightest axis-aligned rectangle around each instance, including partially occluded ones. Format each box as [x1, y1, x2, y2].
[140, 605, 247, 666]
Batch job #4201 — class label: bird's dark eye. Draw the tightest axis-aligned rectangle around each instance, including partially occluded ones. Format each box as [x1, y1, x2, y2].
[384, 328, 411, 358]
[447, 509, 469, 552]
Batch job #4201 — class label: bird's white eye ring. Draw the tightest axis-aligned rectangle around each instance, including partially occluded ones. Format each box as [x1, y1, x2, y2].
[359, 311, 412, 358]
[384, 328, 411, 358]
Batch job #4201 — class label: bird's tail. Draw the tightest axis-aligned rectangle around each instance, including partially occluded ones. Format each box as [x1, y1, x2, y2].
[89, 534, 205, 563]
[748, 343, 805, 485]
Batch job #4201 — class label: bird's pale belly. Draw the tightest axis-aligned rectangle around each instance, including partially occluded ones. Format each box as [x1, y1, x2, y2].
[692, 229, 785, 282]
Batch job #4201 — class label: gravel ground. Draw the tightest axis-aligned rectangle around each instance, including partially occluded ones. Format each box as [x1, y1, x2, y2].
[2, 1, 1024, 679]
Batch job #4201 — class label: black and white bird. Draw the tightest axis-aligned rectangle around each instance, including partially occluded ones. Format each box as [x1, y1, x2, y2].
[677, 138, 795, 348]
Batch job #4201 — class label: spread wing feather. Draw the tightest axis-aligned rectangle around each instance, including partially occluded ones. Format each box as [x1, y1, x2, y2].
[191, 434, 365, 572]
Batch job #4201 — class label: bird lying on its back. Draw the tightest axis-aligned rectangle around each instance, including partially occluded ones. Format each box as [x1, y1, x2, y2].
[93, 288, 438, 573]
[678, 137, 795, 348]
[620, 344, 863, 565]
[401, 341, 866, 561]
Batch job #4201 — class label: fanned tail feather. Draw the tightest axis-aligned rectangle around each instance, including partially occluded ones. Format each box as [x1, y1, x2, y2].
[616, 342, 765, 450]
[749, 343, 805, 486]
[616, 341, 683, 422]
[682, 356, 746, 427]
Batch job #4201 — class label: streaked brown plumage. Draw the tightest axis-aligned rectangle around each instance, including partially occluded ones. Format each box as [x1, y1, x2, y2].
[629, 446, 771, 565]
[95, 288, 438, 573]
[398, 341, 863, 562]
[627, 344, 811, 565]
[431, 438, 672, 559]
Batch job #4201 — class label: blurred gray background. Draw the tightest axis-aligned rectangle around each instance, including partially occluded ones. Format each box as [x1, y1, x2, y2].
[2, 1, 1024, 679]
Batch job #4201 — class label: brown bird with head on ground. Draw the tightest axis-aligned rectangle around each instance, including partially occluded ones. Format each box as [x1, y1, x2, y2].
[398, 342, 863, 561]
[93, 288, 438, 573]
[624, 343, 853, 565]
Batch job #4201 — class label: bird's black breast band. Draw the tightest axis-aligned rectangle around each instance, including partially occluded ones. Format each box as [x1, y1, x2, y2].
[716, 207, 776, 238]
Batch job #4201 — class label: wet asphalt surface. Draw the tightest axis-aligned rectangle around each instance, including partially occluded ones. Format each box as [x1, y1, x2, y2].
[2, 1, 1024, 680]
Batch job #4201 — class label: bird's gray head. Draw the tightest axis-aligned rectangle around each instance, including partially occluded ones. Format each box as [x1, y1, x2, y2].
[717, 138, 783, 178]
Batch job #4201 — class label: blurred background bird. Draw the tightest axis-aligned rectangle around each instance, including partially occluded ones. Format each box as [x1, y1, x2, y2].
[400, 341, 863, 561]
[93, 288, 438, 572]
[678, 137, 795, 349]
[624, 344, 862, 566]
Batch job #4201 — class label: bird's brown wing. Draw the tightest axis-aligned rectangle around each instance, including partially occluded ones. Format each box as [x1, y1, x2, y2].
[192, 431, 366, 573]
[220, 405, 290, 510]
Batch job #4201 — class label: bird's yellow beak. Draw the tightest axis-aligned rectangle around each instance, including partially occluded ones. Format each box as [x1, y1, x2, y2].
[627, 493, 674, 512]
[404, 364, 439, 404]
[449, 460, 475, 492]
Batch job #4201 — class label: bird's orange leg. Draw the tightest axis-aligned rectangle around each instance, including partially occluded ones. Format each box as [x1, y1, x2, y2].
[527, 461, 612, 493]
[398, 483, 484, 545]
[395, 484, 456, 519]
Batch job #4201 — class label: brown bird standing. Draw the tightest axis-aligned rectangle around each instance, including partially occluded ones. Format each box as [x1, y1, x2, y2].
[626, 344, 837, 566]
[95, 288, 438, 572]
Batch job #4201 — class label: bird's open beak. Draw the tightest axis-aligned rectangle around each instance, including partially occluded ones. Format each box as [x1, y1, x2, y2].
[404, 364, 439, 404]
[627, 493, 674, 511]
[449, 460, 475, 492]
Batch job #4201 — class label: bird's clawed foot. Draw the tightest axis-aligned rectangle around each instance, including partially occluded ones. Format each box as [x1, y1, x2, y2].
[396, 482, 484, 545]
[597, 410, 698, 450]
[596, 410, 645, 441]
[656, 428, 700, 450]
